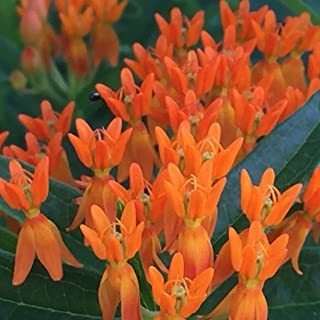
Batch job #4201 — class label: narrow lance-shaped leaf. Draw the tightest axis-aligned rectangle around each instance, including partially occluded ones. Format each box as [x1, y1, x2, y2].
[0, 249, 102, 320]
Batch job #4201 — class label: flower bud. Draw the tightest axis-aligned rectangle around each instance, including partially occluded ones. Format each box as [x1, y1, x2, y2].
[20, 9, 43, 44]
[21, 47, 42, 73]
[9, 70, 27, 91]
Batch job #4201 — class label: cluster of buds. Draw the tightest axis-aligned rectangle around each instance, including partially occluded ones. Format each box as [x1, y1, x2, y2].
[12, 0, 127, 102]
[0, 1, 320, 320]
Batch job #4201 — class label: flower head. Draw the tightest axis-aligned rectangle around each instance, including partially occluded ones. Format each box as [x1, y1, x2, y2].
[19, 100, 74, 142]
[155, 8, 204, 50]
[80, 201, 144, 264]
[67, 117, 131, 230]
[109, 163, 166, 275]
[68, 117, 132, 177]
[240, 168, 302, 226]
[149, 252, 213, 319]
[0, 157, 49, 212]
[271, 167, 320, 275]
[80, 202, 144, 320]
[0, 157, 81, 285]
[228, 221, 288, 320]
[3, 132, 75, 186]
[156, 121, 242, 180]
[164, 162, 225, 278]
[89, 0, 127, 66]
[97, 68, 154, 124]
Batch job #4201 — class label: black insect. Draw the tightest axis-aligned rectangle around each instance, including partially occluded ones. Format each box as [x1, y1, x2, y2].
[89, 91, 101, 101]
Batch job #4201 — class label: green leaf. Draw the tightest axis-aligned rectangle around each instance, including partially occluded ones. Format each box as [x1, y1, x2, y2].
[0, 249, 101, 320]
[265, 245, 320, 318]
[0, 226, 17, 253]
[130, 255, 156, 311]
[200, 91, 320, 314]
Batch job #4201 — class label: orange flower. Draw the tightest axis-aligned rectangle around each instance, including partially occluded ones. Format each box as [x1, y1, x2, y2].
[251, 11, 317, 59]
[19, 99, 74, 142]
[68, 117, 131, 229]
[303, 167, 320, 217]
[164, 162, 226, 278]
[220, 0, 268, 43]
[96, 68, 154, 124]
[0, 157, 82, 285]
[156, 121, 243, 180]
[280, 86, 306, 121]
[149, 252, 213, 320]
[56, 0, 93, 77]
[251, 12, 320, 105]
[165, 90, 222, 137]
[162, 52, 222, 100]
[240, 168, 302, 227]
[209, 221, 287, 320]
[68, 117, 131, 175]
[109, 163, 166, 275]
[96, 68, 157, 181]
[155, 8, 204, 50]
[89, 0, 127, 66]
[211, 229, 248, 289]
[270, 167, 320, 275]
[80, 202, 144, 320]
[0, 131, 9, 150]
[124, 41, 165, 81]
[231, 88, 287, 153]
[229, 222, 288, 320]
[3, 132, 75, 186]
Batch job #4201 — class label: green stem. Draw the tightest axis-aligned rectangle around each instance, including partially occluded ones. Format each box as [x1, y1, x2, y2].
[141, 306, 159, 320]
[49, 61, 69, 95]
[29, 72, 66, 104]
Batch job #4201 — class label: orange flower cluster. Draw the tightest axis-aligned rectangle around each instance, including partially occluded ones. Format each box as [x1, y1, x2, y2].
[3, 100, 75, 186]
[0, 1, 320, 320]
[17, 0, 126, 77]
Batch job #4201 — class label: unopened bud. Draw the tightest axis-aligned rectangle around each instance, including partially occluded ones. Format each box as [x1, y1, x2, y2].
[9, 70, 27, 91]
[27, 0, 49, 20]
[21, 47, 43, 73]
[20, 9, 43, 43]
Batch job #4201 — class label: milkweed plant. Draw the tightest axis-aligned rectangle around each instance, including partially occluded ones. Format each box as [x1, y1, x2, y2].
[1, 0, 320, 319]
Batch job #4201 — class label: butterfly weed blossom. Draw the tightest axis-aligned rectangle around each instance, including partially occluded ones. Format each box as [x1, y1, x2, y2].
[0, 157, 82, 285]
[0, 0, 320, 319]
[80, 201, 144, 320]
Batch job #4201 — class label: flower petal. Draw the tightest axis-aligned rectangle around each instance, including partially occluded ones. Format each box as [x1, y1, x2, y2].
[33, 215, 63, 281]
[12, 221, 35, 285]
